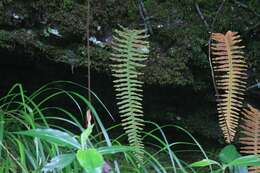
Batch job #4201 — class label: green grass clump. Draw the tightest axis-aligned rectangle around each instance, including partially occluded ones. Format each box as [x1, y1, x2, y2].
[0, 81, 251, 173]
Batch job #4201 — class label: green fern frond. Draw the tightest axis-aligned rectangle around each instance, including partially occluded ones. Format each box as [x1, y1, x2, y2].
[111, 26, 149, 161]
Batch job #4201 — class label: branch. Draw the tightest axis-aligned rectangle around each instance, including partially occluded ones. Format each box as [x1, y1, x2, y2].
[247, 82, 260, 90]
[233, 0, 260, 18]
[137, 0, 153, 35]
[210, 0, 226, 31]
[245, 22, 260, 32]
[192, 0, 226, 97]
[233, 0, 260, 32]
[208, 0, 226, 98]
[194, 2, 210, 31]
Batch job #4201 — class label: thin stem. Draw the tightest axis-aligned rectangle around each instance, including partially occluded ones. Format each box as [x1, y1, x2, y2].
[194, 2, 210, 31]
[86, 0, 91, 102]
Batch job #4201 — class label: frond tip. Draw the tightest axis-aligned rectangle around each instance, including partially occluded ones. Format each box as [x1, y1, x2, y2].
[211, 31, 248, 143]
[240, 105, 260, 173]
[111, 25, 149, 160]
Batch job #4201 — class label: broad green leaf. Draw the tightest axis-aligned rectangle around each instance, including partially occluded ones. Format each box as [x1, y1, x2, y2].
[189, 159, 219, 167]
[16, 128, 80, 148]
[42, 153, 76, 172]
[219, 144, 240, 164]
[81, 124, 94, 148]
[76, 149, 104, 173]
[227, 155, 260, 167]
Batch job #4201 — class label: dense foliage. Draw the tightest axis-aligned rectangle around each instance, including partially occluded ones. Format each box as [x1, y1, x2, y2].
[1, 82, 260, 173]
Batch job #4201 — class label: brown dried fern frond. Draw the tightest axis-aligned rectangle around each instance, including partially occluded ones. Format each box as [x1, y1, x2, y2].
[240, 105, 260, 173]
[211, 31, 248, 143]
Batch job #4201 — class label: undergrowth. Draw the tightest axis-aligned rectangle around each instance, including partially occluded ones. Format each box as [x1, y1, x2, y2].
[0, 82, 205, 173]
[0, 81, 259, 173]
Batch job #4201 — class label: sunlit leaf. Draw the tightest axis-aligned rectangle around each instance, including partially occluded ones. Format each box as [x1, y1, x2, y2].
[98, 145, 134, 155]
[16, 128, 80, 148]
[81, 124, 94, 148]
[219, 144, 240, 164]
[189, 159, 219, 167]
[227, 155, 260, 167]
[76, 149, 104, 173]
[42, 153, 76, 172]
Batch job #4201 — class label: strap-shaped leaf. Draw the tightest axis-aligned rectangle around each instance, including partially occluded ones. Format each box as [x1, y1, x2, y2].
[211, 31, 248, 143]
[16, 128, 80, 148]
[42, 153, 76, 172]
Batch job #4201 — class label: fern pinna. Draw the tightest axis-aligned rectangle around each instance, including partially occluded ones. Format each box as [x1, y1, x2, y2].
[211, 31, 247, 143]
[240, 105, 260, 173]
[111, 26, 149, 160]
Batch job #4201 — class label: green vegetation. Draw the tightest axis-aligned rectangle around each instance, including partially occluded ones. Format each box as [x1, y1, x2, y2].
[1, 0, 260, 172]
[0, 83, 253, 172]
[0, 82, 226, 173]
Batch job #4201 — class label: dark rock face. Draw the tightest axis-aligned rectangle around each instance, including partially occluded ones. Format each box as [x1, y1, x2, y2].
[1, 0, 259, 86]
[0, 0, 260, 142]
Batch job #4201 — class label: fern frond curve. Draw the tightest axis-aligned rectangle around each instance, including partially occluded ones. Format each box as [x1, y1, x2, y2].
[240, 105, 260, 173]
[111, 25, 149, 160]
[211, 31, 248, 143]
